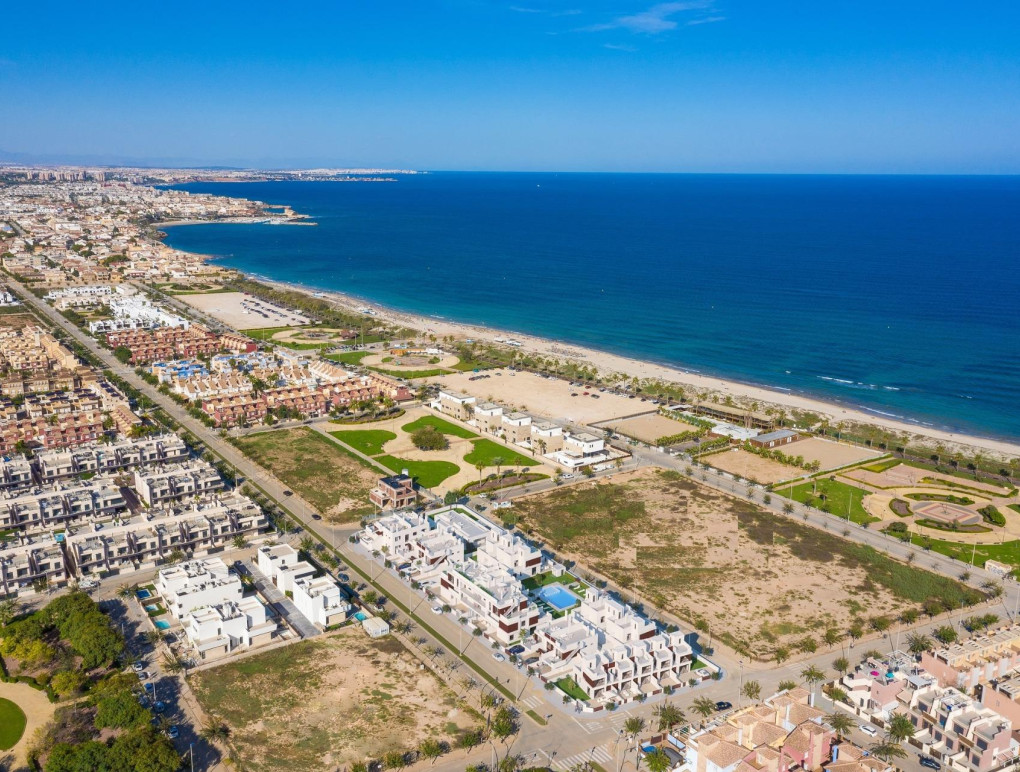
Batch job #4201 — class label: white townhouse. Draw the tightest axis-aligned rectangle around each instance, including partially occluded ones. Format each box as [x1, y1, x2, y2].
[434, 389, 476, 421]
[133, 460, 224, 506]
[0, 455, 33, 493]
[293, 575, 350, 629]
[360, 511, 431, 559]
[184, 596, 277, 661]
[157, 557, 242, 618]
[436, 561, 540, 646]
[550, 431, 610, 469]
[256, 543, 316, 593]
[531, 588, 694, 703]
[476, 530, 543, 578]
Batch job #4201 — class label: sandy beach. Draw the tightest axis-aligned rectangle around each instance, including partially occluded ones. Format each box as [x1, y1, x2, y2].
[247, 277, 1020, 459]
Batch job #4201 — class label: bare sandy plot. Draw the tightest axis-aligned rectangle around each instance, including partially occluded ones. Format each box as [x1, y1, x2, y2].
[512, 469, 940, 660]
[178, 291, 310, 329]
[704, 448, 802, 485]
[604, 413, 701, 443]
[429, 369, 644, 424]
[191, 630, 478, 772]
[362, 353, 460, 370]
[783, 437, 881, 470]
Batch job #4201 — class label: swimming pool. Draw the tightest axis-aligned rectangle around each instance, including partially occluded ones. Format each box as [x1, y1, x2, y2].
[354, 611, 368, 621]
[154, 620, 170, 630]
[136, 589, 152, 600]
[144, 604, 160, 613]
[537, 584, 579, 611]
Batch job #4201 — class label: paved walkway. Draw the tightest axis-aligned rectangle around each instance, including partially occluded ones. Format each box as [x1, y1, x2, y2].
[0, 680, 56, 771]
[242, 560, 320, 639]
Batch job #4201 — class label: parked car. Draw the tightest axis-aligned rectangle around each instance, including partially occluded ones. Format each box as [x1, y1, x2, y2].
[137, 671, 150, 681]
[132, 661, 145, 672]
[714, 701, 732, 711]
[283, 490, 293, 496]
[153, 701, 166, 713]
[431, 605, 444, 615]
[507, 645, 526, 655]
[311, 514, 322, 520]
[859, 723, 878, 737]
[492, 653, 506, 662]
[919, 757, 941, 770]
[166, 726, 180, 740]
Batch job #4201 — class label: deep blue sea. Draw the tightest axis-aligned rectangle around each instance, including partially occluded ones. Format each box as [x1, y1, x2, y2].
[163, 174, 1020, 442]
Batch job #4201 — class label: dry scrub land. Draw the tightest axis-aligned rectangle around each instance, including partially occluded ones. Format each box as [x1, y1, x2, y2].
[512, 469, 980, 659]
[603, 413, 702, 444]
[234, 427, 378, 521]
[191, 630, 478, 772]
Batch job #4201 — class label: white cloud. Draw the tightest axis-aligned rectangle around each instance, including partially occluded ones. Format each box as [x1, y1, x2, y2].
[583, 1, 714, 34]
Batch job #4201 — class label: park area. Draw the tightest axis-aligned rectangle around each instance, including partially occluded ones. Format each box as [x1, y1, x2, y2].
[323, 408, 553, 493]
[511, 469, 982, 660]
[234, 427, 379, 522]
[190, 630, 480, 772]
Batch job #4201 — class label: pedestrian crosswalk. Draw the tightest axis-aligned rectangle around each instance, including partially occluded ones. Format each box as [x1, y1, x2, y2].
[551, 744, 614, 770]
[521, 694, 544, 709]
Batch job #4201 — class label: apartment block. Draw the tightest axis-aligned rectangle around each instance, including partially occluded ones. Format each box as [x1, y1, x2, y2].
[133, 460, 224, 505]
[256, 543, 316, 594]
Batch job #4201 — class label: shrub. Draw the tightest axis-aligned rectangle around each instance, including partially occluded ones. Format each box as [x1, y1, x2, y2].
[410, 426, 448, 451]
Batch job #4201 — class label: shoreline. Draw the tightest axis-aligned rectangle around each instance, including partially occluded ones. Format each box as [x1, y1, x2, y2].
[158, 224, 1020, 460]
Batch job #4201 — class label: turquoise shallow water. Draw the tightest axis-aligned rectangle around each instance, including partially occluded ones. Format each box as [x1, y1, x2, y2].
[164, 173, 1020, 442]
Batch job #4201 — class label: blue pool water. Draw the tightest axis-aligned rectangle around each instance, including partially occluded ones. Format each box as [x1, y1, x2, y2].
[354, 611, 368, 621]
[154, 620, 170, 630]
[145, 604, 159, 613]
[136, 589, 152, 600]
[538, 584, 580, 611]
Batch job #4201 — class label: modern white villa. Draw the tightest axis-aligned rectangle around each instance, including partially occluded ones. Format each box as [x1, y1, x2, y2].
[357, 504, 697, 706]
[156, 557, 277, 660]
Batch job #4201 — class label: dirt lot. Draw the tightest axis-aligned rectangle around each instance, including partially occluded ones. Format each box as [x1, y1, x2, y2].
[191, 631, 479, 772]
[783, 437, 881, 471]
[703, 448, 800, 484]
[178, 291, 310, 329]
[511, 469, 979, 659]
[429, 369, 644, 424]
[603, 413, 701, 444]
[234, 427, 378, 521]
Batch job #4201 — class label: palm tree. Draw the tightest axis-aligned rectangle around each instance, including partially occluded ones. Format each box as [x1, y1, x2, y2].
[692, 697, 716, 725]
[654, 702, 685, 734]
[475, 461, 485, 483]
[162, 653, 186, 675]
[492, 456, 505, 477]
[645, 749, 671, 772]
[800, 665, 826, 697]
[201, 723, 231, 746]
[116, 583, 137, 599]
[832, 656, 850, 675]
[886, 712, 916, 743]
[826, 712, 855, 740]
[869, 737, 908, 762]
[624, 717, 646, 737]
[907, 633, 933, 655]
[741, 680, 762, 703]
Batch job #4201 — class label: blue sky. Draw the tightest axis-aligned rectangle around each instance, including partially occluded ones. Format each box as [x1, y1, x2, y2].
[1, 1, 1018, 172]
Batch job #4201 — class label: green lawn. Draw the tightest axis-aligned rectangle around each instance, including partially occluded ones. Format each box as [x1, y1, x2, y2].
[0, 697, 27, 750]
[402, 415, 478, 439]
[555, 677, 590, 702]
[240, 326, 291, 340]
[781, 477, 877, 524]
[324, 351, 371, 366]
[887, 529, 1020, 572]
[522, 571, 587, 591]
[329, 429, 396, 456]
[368, 367, 450, 379]
[376, 455, 460, 488]
[463, 439, 535, 469]
[863, 458, 903, 473]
